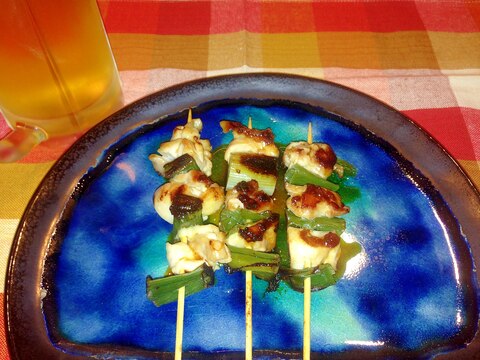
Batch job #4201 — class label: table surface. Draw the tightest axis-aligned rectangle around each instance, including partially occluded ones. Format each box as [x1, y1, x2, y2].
[1, 1, 479, 359]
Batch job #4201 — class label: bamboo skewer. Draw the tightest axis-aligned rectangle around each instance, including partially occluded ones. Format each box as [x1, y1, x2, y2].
[245, 269, 253, 360]
[303, 122, 313, 360]
[303, 276, 311, 360]
[245, 116, 253, 360]
[175, 286, 185, 360]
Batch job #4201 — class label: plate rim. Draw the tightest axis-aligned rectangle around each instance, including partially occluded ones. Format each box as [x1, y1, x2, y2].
[5, 73, 480, 359]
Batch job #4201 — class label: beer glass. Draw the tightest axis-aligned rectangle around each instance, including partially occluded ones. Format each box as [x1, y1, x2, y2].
[0, 0, 123, 161]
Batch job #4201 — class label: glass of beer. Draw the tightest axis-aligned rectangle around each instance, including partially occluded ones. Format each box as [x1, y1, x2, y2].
[0, 0, 123, 162]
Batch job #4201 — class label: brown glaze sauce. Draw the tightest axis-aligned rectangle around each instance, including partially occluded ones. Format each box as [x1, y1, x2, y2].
[291, 184, 348, 213]
[240, 213, 279, 242]
[220, 120, 275, 144]
[315, 145, 337, 170]
[235, 180, 273, 211]
[300, 230, 340, 248]
[191, 169, 213, 185]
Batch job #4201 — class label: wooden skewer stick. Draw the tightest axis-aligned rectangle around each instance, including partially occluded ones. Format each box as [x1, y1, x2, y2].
[245, 269, 253, 360]
[175, 286, 185, 360]
[303, 276, 311, 360]
[303, 122, 313, 360]
[245, 116, 253, 360]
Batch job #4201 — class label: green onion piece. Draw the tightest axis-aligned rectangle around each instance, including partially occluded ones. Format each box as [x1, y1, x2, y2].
[337, 185, 361, 204]
[220, 208, 271, 233]
[329, 159, 357, 184]
[168, 194, 203, 243]
[286, 209, 346, 234]
[283, 264, 337, 292]
[284, 164, 339, 191]
[327, 171, 342, 185]
[226, 153, 278, 195]
[336, 159, 357, 178]
[146, 264, 214, 307]
[275, 214, 290, 269]
[210, 145, 228, 186]
[225, 245, 280, 281]
[206, 206, 223, 227]
[334, 239, 362, 281]
[163, 153, 200, 179]
[283, 239, 362, 292]
[271, 158, 291, 269]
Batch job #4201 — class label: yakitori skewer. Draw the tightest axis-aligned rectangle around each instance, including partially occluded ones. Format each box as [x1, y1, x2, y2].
[304, 122, 313, 360]
[173, 110, 197, 360]
[282, 122, 351, 359]
[147, 110, 230, 360]
[246, 117, 253, 360]
[219, 117, 280, 360]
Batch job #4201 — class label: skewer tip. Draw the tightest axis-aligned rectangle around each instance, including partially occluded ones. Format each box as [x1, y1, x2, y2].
[307, 122, 313, 144]
[187, 108, 193, 123]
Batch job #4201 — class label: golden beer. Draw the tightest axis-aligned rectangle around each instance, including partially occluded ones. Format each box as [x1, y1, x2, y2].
[0, 0, 123, 137]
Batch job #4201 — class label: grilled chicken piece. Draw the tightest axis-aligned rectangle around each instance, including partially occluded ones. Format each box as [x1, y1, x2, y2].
[220, 120, 279, 163]
[154, 170, 224, 224]
[150, 116, 212, 176]
[287, 227, 341, 270]
[178, 224, 231, 269]
[166, 242, 204, 274]
[225, 180, 274, 212]
[283, 141, 337, 179]
[226, 213, 279, 252]
[285, 182, 349, 219]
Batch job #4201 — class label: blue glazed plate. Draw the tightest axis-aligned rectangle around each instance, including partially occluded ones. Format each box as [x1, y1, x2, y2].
[5, 74, 480, 359]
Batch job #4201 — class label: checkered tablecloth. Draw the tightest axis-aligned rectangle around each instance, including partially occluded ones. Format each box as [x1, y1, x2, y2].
[1, 1, 479, 358]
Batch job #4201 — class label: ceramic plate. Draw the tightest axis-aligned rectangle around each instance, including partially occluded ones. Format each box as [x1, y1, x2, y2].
[5, 74, 480, 359]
